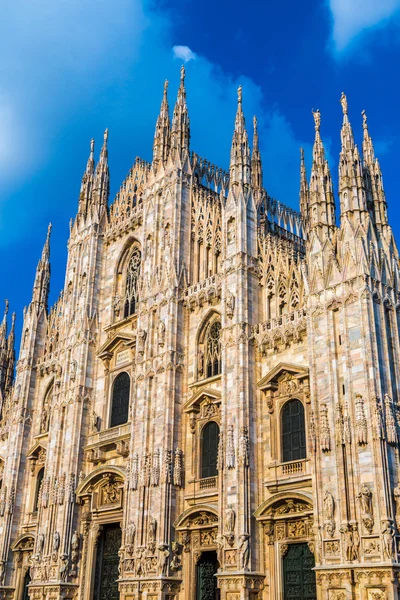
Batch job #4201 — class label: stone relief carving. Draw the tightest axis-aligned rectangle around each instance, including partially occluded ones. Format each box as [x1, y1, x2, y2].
[239, 427, 250, 467]
[355, 393, 368, 445]
[393, 484, 400, 530]
[226, 424, 235, 469]
[158, 320, 166, 347]
[320, 404, 331, 452]
[151, 448, 160, 487]
[384, 394, 397, 445]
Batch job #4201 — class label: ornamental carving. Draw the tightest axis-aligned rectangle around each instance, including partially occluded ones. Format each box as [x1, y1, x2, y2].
[357, 484, 374, 533]
[287, 519, 306, 538]
[99, 477, 121, 506]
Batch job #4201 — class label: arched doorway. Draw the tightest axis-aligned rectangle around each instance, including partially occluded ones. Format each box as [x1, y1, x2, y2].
[196, 551, 219, 600]
[21, 569, 31, 600]
[283, 543, 316, 600]
[93, 524, 122, 600]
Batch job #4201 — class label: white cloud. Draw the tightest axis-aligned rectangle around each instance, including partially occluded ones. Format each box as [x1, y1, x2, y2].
[172, 45, 197, 63]
[329, 0, 400, 52]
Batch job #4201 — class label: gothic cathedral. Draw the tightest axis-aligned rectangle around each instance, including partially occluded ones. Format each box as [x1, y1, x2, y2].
[0, 69, 399, 600]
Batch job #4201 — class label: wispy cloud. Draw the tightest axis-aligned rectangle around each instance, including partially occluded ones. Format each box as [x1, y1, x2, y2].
[328, 0, 400, 53]
[172, 45, 197, 63]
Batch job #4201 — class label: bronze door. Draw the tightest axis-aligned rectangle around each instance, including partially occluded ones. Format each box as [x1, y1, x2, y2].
[93, 524, 122, 600]
[283, 543, 316, 600]
[196, 551, 220, 600]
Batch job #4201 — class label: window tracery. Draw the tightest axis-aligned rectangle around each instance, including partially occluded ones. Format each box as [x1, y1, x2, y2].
[34, 468, 45, 513]
[110, 372, 130, 428]
[205, 321, 221, 379]
[123, 248, 141, 319]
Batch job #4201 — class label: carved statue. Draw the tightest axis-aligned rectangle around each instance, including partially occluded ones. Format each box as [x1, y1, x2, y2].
[71, 530, 79, 562]
[102, 479, 119, 504]
[197, 349, 204, 377]
[52, 531, 60, 553]
[226, 291, 235, 319]
[173, 448, 183, 487]
[323, 491, 335, 521]
[113, 294, 121, 317]
[158, 320, 166, 347]
[382, 521, 395, 559]
[351, 525, 360, 561]
[125, 522, 136, 548]
[239, 427, 250, 467]
[394, 484, 400, 530]
[340, 525, 353, 562]
[0, 561, 5, 584]
[38, 533, 45, 554]
[312, 108, 321, 131]
[40, 407, 49, 433]
[59, 555, 69, 582]
[358, 484, 373, 515]
[159, 544, 170, 576]
[238, 534, 250, 570]
[340, 92, 348, 115]
[137, 330, 147, 355]
[225, 506, 235, 535]
[216, 534, 224, 566]
[148, 516, 157, 543]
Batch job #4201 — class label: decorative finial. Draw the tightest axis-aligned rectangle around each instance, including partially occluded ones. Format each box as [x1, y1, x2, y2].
[253, 115, 257, 130]
[4, 300, 9, 317]
[362, 109, 367, 128]
[300, 146, 305, 160]
[340, 92, 348, 115]
[47, 223, 52, 237]
[180, 65, 185, 81]
[238, 85, 242, 104]
[104, 128, 109, 143]
[90, 138, 95, 153]
[164, 79, 169, 95]
[312, 109, 321, 131]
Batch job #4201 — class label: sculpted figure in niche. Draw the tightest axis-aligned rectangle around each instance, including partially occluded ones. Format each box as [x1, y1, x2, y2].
[394, 484, 400, 529]
[225, 506, 235, 534]
[323, 491, 335, 521]
[159, 544, 169, 576]
[52, 531, 60, 553]
[382, 521, 395, 559]
[148, 516, 157, 543]
[358, 484, 373, 515]
[238, 534, 250, 570]
[126, 522, 136, 548]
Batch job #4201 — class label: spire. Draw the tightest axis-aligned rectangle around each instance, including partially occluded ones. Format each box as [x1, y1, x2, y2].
[5, 312, 15, 392]
[251, 116, 263, 190]
[299, 147, 309, 225]
[93, 129, 110, 207]
[308, 109, 336, 236]
[153, 79, 171, 168]
[338, 94, 368, 222]
[360, 111, 388, 228]
[362, 110, 375, 166]
[79, 138, 96, 216]
[340, 92, 354, 151]
[0, 300, 8, 352]
[170, 66, 190, 160]
[229, 86, 251, 186]
[32, 224, 51, 312]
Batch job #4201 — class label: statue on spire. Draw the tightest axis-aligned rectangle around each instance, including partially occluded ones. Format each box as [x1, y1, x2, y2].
[312, 109, 321, 131]
[340, 92, 348, 115]
[238, 85, 242, 105]
[362, 109, 367, 128]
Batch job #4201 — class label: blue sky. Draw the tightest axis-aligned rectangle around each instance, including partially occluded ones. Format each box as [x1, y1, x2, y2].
[1, 0, 400, 347]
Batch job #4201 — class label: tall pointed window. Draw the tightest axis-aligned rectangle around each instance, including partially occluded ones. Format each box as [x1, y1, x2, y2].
[123, 248, 141, 318]
[110, 372, 130, 428]
[205, 321, 221, 378]
[281, 399, 306, 462]
[201, 421, 220, 478]
[34, 467, 45, 513]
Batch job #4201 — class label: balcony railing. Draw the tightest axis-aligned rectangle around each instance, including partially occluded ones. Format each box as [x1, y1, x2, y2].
[199, 476, 217, 490]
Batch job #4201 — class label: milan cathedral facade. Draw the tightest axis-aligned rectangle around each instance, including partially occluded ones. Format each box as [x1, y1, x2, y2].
[0, 69, 400, 600]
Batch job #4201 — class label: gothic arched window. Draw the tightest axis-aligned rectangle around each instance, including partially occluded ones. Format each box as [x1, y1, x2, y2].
[34, 468, 45, 513]
[110, 372, 130, 428]
[281, 399, 306, 463]
[201, 421, 220, 479]
[205, 321, 221, 379]
[123, 248, 141, 319]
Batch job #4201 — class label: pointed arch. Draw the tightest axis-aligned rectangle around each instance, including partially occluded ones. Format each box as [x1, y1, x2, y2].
[197, 311, 222, 380]
[113, 238, 142, 321]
